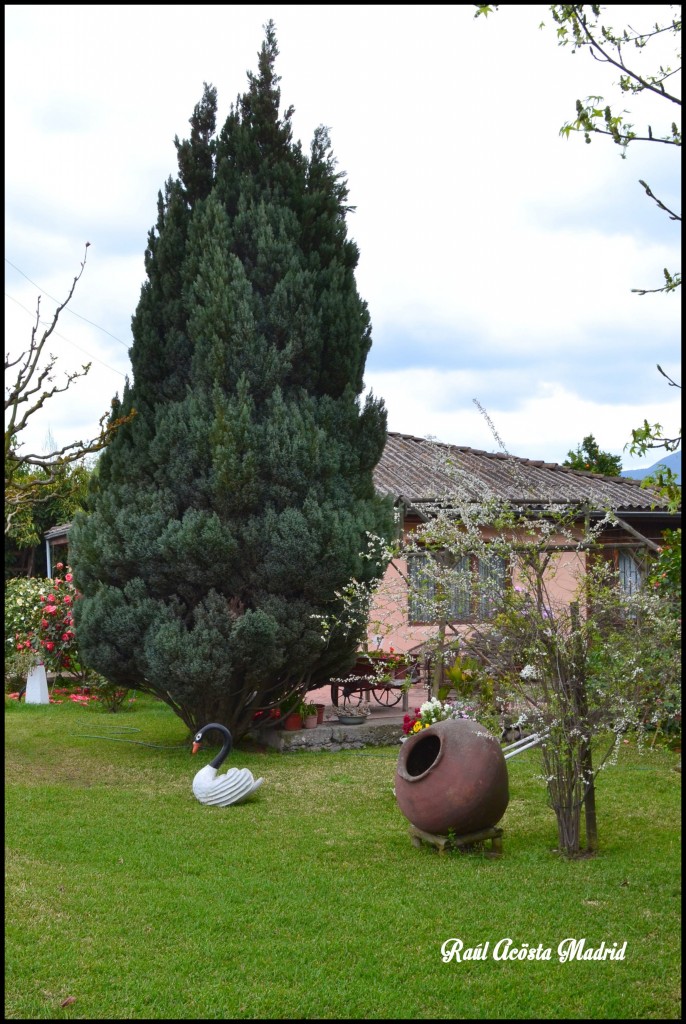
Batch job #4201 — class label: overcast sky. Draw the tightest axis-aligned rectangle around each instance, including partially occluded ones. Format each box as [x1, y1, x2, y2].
[5, 4, 681, 471]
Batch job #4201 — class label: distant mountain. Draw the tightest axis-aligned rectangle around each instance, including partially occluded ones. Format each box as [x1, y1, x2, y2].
[621, 450, 681, 485]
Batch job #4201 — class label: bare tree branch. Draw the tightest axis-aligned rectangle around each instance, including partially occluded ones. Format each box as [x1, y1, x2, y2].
[5, 244, 135, 535]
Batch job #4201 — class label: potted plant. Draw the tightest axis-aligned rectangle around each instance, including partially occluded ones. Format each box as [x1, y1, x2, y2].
[279, 697, 304, 731]
[333, 703, 371, 725]
[299, 702, 319, 729]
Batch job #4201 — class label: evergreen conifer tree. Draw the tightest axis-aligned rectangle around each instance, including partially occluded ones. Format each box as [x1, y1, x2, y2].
[70, 23, 394, 736]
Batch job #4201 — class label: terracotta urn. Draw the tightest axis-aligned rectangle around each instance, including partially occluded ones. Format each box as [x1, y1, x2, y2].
[395, 718, 509, 836]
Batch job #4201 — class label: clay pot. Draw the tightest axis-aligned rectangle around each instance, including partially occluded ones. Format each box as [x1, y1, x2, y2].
[283, 712, 303, 731]
[303, 715, 318, 729]
[395, 718, 509, 836]
[315, 703, 326, 725]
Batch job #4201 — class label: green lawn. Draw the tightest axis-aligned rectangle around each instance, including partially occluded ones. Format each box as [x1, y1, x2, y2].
[5, 695, 681, 1020]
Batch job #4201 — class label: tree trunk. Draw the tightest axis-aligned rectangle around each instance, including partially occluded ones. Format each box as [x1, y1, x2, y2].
[581, 746, 599, 853]
[570, 601, 598, 855]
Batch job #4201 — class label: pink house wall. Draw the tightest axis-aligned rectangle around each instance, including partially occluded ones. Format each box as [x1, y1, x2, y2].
[363, 524, 588, 655]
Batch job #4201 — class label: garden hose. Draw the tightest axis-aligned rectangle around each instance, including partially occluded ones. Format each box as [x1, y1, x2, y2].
[73, 728, 189, 750]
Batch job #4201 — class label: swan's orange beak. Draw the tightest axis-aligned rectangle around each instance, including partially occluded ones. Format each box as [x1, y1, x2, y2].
[192, 742, 201, 755]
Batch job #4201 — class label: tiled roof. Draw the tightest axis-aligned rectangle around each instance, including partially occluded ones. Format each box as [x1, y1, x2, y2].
[373, 432, 674, 513]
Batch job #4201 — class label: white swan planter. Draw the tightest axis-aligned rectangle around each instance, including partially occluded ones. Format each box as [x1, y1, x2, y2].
[191, 723, 264, 807]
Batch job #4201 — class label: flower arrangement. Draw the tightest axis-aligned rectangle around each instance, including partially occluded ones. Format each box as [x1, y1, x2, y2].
[361, 646, 411, 682]
[402, 696, 476, 736]
[365, 646, 405, 663]
[9, 563, 79, 675]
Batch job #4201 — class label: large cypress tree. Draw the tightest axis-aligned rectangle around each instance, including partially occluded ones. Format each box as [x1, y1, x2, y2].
[70, 23, 394, 737]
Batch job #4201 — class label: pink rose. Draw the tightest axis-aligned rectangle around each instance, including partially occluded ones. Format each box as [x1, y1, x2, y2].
[45, 642, 55, 652]
[47, 594, 56, 603]
[45, 605, 58, 615]
[65, 573, 73, 582]
[63, 595, 72, 605]
[41, 619, 49, 629]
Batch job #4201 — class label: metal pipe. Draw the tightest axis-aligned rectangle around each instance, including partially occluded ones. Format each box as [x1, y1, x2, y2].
[503, 732, 547, 759]
[502, 732, 538, 753]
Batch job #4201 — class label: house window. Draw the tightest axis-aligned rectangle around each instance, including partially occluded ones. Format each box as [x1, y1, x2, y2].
[478, 552, 507, 618]
[408, 551, 507, 623]
[618, 550, 644, 596]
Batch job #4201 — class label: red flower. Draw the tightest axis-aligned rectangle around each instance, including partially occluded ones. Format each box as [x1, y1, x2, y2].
[56, 562, 64, 570]
[63, 595, 72, 605]
[65, 573, 73, 582]
[45, 642, 55, 652]
[402, 712, 422, 735]
[41, 619, 49, 629]
[45, 605, 58, 615]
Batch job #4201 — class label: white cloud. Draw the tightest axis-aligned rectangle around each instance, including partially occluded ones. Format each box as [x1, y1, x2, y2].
[364, 368, 682, 470]
[5, 3, 681, 471]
